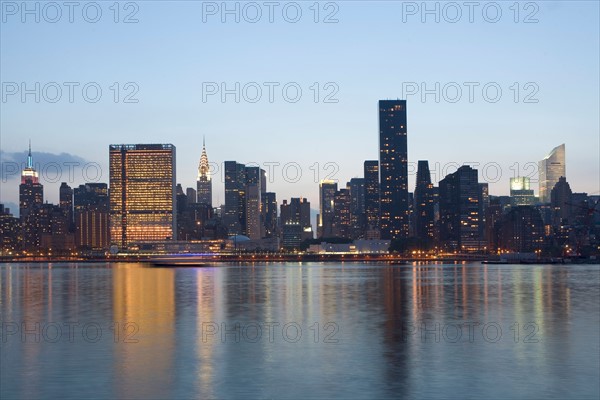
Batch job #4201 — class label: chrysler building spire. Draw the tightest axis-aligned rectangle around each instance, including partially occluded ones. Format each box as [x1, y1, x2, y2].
[196, 137, 212, 206]
[198, 136, 210, 181]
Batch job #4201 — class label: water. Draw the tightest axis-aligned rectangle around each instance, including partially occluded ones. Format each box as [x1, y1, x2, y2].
[1, 262, 599, 399]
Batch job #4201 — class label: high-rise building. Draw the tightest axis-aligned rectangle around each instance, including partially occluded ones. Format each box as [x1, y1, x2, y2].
[414, 160, 435, 243]
[39, 203, 75, 252]
[19, 142, 43, 250]
[348, 178, 365, 216]
[59, 182, 74, 231]
[74, 183, 109, 250]
[439, 166, 482, 252]
[262, 192, 278, 238]
[197, 137, 212, 206]
[109, 144, 176, 248]
[539, 144, 566, 204]
[485, 198, 504, 252]
[551, 176, 572, 226]
[497, 206, 545, 253]
[348, 178, 366, 239]
[186, 187, 197, 207]
[280, 197, 312, 248]
[176, 184, 189, 240]
[510, 177, 535, 206]
[245, 166, 263, 240]
[224, 161, 246, 235]
[379, 100, 409, 240]
[0, 204, 20, 255]
[318, 180, 337, 238]
[479, 183, 489, 245]
[363, 160, 380, 238]
[332, 188, 352, 239]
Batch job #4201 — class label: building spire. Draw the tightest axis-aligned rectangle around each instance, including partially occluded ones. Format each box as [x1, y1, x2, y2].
[198, 137, 210, 181]
[27, 139, 32, 169]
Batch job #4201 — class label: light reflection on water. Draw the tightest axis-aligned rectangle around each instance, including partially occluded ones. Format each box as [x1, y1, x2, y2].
[1, 262, 598, 399]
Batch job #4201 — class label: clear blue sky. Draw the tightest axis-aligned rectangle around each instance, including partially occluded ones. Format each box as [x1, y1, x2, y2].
[1, 1, 599, 212]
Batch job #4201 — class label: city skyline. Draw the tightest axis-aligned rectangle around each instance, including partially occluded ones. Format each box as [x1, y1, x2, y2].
[0, 134, 595, 219]
[2, 2, 599, 210]
[4, 112, 596, 256]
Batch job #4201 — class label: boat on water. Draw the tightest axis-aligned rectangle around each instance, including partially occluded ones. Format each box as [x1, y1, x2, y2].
[149, 255, 212, 267]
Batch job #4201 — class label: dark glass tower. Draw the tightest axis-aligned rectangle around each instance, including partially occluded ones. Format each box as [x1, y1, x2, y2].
[439, 166, 481, 252]
[364, 160, 380, 234]
[59, 182, 74, 232]
[318, 180, 337, 238]
[414, 160, 435, 243]
[224, 161, 246, 235]
[379, 100, 409, 240]
[262, 192, 278, 238]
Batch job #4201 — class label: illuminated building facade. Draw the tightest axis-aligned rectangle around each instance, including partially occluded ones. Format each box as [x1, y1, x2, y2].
[74, 183, 109, 250]
[379, 100, 409, 240]
[439, 166, 482, 252]
[245, 166, 262, 240]
[109, 144, 176, 248]
[19, 142, 44, 250]
[510, 177, 535, 206]
[332, 188, 352, 239]
[280, 197, 312, 249]
[196, 137, 212, 206]
[539, 144, 566, 204]
[0, 204, 20, 255]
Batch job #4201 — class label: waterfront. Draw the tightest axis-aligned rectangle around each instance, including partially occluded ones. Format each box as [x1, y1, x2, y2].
[1, 262, 599, 399]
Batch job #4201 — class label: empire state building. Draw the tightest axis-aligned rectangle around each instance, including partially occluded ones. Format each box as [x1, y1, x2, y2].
[197, 138, 212, 206]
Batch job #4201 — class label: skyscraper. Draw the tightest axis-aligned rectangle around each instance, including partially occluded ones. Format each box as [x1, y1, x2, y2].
[497, 206, 545, 253]
[539, 144, 566, 204]
[245, 166, 263, 240]
[551, 176, 572, 226]
[439, 166, 482, 252]
[414, 160, 435, 243]
[19, 142, 43, 250]
[197, 137, 212, 206]
[379, 100, 409, 240]
[364, 160, 380, 236]
[0, 204, 20, 255]
[224, 161, 246, 235]
[280, 197, 312, 248]
[262, 192, 278, 238]
[318, 180, 337, 238]
[109, 144, 176, 248]
[59, 182, 74, 231]
[186, 188, 197, 207]
[348, 178, 366, 238]
[510, 177, 535, 206]
[74, 183, 109, 250]
[332, 188, 352, 239]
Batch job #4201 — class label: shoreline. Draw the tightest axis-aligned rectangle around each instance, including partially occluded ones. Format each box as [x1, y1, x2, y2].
[1, 254, 596, 264]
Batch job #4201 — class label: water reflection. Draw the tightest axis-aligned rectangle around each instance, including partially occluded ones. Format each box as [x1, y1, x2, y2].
[0, 262, 598, 399]
[112, 264, 175, 399]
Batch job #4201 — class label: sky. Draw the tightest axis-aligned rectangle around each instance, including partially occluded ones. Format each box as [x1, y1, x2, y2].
[1, 1, 599, 216]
